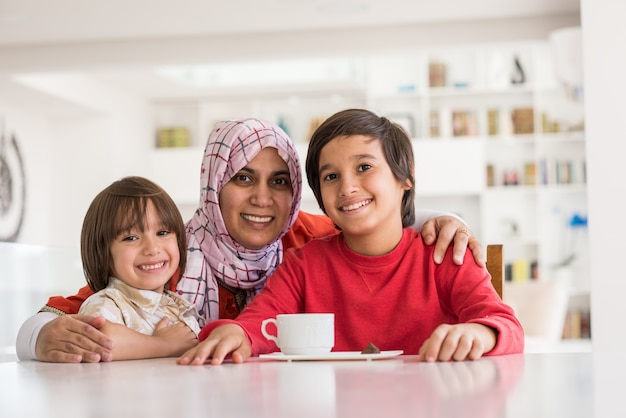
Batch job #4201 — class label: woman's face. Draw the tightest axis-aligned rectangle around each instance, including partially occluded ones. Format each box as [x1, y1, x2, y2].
[219, 147, 294, 250]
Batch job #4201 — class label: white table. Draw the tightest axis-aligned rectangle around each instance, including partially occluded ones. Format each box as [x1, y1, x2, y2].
[1, 352, 620, 418]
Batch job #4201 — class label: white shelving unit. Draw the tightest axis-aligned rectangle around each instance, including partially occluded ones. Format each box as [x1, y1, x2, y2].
[149, 40, 590, 349]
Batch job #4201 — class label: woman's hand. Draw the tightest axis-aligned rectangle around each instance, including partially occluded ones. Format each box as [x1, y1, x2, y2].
[177, 324, 251, 366]
[35, 314, 113, 363]
[421, 216, 485, 267]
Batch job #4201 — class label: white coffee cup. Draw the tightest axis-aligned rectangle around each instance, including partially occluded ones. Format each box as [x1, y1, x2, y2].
[261, 313, 334, 355]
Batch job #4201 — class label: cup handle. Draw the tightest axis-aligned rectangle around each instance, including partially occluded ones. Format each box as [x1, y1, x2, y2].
[261, 318, 278, 345]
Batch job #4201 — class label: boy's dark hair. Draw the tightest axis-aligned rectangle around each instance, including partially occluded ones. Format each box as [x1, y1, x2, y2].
[80, 176, 187, 292]
[305, 108, 415, 227]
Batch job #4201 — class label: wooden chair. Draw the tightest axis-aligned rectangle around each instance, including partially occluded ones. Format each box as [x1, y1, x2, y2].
[486, 244, 503, 298]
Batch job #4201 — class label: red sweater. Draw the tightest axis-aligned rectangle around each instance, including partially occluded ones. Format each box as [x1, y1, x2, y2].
[42, 211, 337, 316]
[200, 229, 524, 356]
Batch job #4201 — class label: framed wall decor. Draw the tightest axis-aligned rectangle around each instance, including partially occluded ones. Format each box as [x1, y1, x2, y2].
[0, 121, 26, 242]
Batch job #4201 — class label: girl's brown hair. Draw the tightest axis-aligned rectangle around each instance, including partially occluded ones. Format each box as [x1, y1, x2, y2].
[305, 108, 415, 227]
[80, 176, 187, 292]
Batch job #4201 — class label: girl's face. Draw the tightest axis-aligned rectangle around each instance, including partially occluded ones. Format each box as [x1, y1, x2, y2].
[219, 147, 294, 250]
[109, 200, 180, 293]
[318, 135, 411, 255]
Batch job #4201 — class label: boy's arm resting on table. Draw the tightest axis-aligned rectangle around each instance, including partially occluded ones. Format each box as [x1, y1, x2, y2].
[419, 249, 524, 361]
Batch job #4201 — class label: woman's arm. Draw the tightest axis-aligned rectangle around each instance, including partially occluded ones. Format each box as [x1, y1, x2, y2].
[16, 312, 113, 362]
[287, 210, 484, 267]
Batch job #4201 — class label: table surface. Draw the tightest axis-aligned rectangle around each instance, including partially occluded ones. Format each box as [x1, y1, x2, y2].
[0, 352, 621, 418]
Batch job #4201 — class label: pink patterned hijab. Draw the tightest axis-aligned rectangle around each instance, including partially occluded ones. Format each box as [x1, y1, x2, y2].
[177, 119, 302, 326]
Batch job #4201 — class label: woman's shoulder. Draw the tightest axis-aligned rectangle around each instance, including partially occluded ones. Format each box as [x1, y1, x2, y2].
[281, 210, 337, 250]
[283, 232, 338, 260]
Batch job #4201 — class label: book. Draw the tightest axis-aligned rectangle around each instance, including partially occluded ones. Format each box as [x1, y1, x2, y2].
[511, 108, 534, 134]
[512, 259, 530, 282]
[524, 162, 537, 185]
[487, 109, 499, 135]
[429, 110, 440, 137]
[451, 110, 477, 136]
[429, 62, 446, 87]
[156, 127, 190, 148]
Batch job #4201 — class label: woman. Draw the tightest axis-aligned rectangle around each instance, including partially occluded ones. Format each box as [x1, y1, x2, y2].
[17, 118, 482, 362]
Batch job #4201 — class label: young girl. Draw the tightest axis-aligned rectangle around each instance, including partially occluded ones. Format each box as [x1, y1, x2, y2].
[177, 109, 524, 365]
[77, 176, 200, 360]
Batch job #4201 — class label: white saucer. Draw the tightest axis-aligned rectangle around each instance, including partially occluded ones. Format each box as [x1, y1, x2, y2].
[259, 350, 404, 362]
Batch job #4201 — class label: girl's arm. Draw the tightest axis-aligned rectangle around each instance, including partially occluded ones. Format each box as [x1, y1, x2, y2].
[100, 319, 198, 360]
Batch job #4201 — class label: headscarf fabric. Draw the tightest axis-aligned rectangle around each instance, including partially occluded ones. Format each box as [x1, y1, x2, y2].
[177, 119, 302, 326]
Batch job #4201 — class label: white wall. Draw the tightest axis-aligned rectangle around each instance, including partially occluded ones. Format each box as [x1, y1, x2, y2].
[581, 0, 626, 352]
[0, 75, 153, 247]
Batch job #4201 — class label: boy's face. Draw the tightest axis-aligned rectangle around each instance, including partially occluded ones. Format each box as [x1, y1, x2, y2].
[219, 147, 294, 250]
[109, 201, 180, 293]
[318, 135, 411, 254]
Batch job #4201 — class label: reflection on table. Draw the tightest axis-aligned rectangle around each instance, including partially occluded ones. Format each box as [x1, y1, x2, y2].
[0, 352, 608, 418]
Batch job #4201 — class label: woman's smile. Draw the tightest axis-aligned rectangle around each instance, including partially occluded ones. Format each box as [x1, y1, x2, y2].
[241, 213, 273, 223]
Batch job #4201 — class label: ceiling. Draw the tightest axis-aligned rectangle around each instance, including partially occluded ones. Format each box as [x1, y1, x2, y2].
[0, 0, 579, 46]
[0, 0, 581, 103]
